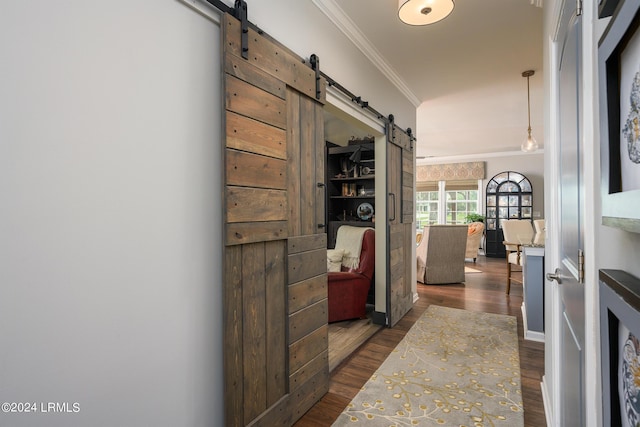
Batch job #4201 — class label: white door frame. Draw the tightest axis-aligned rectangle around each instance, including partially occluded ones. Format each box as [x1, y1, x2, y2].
[542, 0, 600, 425]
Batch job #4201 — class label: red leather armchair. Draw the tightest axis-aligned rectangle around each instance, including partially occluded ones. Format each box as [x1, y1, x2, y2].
[328, 229, 375, 323]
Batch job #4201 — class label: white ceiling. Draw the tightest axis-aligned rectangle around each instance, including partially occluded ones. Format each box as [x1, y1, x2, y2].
[319, 0, 544, 158]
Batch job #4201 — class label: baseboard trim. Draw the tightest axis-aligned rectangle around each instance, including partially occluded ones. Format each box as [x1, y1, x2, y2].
[371, 310, 387, 326]
[521, 303, 545, 342]
[541, 375, 553, 427]
[524, 330, 545, 342]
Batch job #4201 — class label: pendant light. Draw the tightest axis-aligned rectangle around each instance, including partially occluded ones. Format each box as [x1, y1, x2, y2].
[521, 70, 539, 152]
[398, 0, 455, 26]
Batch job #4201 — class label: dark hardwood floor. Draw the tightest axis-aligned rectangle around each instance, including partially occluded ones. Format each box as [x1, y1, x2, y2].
[295, 255, 546, 426]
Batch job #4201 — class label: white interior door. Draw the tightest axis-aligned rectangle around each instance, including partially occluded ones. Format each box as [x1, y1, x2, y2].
[550, 0, 586, 425]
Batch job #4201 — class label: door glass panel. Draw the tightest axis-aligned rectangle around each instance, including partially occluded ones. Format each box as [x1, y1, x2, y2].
[510, 172, 524, 183]
[499, 181, 518, 192]
[494, 173, 509, 184]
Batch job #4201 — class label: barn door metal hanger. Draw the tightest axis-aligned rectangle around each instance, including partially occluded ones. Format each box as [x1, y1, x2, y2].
[205, 0, 250, 59]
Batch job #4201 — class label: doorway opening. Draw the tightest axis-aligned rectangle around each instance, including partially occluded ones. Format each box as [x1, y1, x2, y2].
[323, 104, 385, 371]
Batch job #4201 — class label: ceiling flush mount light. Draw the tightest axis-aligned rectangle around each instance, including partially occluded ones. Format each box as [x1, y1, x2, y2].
[398, 0, 455, 26]
[521, 70, 539, 152]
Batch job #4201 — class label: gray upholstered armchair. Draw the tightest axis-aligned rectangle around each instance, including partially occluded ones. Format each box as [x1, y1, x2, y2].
[416, 225, 468, 284]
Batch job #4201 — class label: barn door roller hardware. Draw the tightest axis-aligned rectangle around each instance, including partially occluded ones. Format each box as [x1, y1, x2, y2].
[311, 53, 415, 143]
[205, 0, 250, 59]
[310, 54, 322, 101]
[233, 0, 249, 59]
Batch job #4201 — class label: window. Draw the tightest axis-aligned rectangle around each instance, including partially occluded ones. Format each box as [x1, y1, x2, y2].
[445, 189, 478, 224]
[416, 190, 439, 229]
[416, 180, 481, 228]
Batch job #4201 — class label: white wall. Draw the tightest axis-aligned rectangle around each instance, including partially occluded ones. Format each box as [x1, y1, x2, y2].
[0, 1, 419, 426]
[0, 2, 223, 426]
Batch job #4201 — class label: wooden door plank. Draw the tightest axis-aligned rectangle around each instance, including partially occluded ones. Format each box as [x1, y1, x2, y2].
[402, 149, 413, 171]
[226, 149, 287, 190]
[226, 111, 286, 160]
[299, 95, 315, 235]
[288, 248, 327, 284]
[242, 243, 267, 424]
[403, 224, 413, 295]
[288, 233, 326, 254]
[226, 75, 286, 129]
[224, 245, 243, 427]
[226, 221, 288, 246]
[289, 299, 328, 343]
[314, 103, 325, 233]
[265, 240, 287, 406]
[225, 52, 285, 100]
[289, 350, 329, 394]
[289, 325, 328, 373]
[226, 187, 287, 223]
[288, 274, 327, 314]
[287, 89, 301, 237]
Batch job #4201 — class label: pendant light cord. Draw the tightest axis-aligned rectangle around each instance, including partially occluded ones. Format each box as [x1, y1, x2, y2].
[527, 74, 532, 134]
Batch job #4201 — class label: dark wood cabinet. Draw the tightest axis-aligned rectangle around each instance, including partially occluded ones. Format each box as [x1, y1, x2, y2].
[484, 171, 533, 258]
[326, 141, 375, 248]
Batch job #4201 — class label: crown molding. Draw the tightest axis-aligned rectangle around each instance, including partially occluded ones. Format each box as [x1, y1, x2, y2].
[416, 149, 544, 165]
[311, 0, 422, 107]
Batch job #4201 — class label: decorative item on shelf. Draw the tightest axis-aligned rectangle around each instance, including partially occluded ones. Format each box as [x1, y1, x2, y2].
[521, 70, 539, 152]
[348, 135, 374, 145]
[349, 147, 362, 178]
[361, 166, 374, 176]
[340, 157, 349, 176]
[398, 0, 454, 26]
[357, 203, 374, 221]
[342, 183, 357, 197]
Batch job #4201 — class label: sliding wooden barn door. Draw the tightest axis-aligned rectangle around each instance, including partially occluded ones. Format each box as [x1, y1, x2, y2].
[386, 123, 415, 327]
[222, 14, 328, 426]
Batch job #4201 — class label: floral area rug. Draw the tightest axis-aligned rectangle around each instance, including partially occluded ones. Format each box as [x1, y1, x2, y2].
[332, 305, 523, 426]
